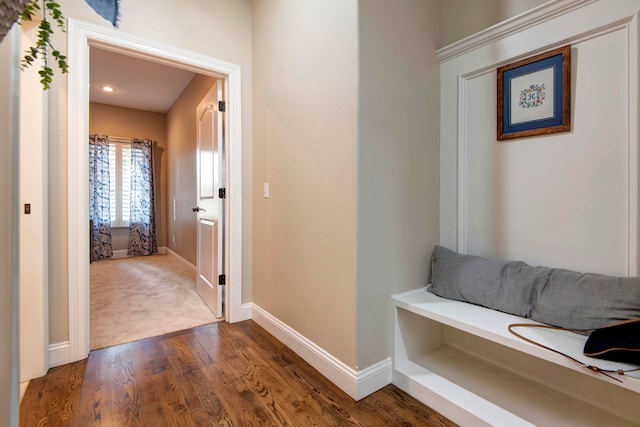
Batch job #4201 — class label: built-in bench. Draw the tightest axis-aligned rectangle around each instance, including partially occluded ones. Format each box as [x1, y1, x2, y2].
[391, 287, 640, 426]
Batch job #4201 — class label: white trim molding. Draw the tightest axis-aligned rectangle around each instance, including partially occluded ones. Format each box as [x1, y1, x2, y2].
[111, 249, 129, 259]
[164, 247, 196, 275]
[249, 303, 392, 401]
[19, 382, 29, 404]
[241, 302, 253, 322]
[437, 0, 596, 61]
[111, 246, 167, 259]
[67, 19, 243, 364]
[48, 341, 70, 368]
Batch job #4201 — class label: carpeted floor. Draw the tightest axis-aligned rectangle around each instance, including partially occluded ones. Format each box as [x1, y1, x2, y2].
[90, 254, 218, 350]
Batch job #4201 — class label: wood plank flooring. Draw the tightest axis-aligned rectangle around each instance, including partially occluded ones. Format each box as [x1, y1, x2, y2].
[20, 320, 456, 426]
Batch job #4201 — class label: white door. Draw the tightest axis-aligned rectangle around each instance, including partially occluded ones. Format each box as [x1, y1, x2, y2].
[195, 81, 225, 319]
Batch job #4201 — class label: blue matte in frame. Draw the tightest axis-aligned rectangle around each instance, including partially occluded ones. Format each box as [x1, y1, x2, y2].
[502, 53, 564, 135]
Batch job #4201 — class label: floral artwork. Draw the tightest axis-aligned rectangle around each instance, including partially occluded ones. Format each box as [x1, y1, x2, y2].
[497, 45, 571, 140]
[519, 84, 546, 109]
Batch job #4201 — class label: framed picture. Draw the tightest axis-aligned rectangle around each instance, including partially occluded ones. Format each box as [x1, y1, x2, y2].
[497, 45, 571, 141]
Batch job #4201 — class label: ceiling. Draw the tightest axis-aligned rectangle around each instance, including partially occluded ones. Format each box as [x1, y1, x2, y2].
[89, 48, 196, 113]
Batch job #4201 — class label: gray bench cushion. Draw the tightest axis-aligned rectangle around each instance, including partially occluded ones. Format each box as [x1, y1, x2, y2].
[429, 245, 640, 333]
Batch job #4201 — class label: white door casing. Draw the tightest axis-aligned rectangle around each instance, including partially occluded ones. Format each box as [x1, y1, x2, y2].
[67, 19, 243, 363]
[195, 81, 225, 318]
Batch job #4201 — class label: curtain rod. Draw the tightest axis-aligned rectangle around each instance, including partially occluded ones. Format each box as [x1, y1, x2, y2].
[109, 136, 133, 144]
[90, 135, 158, 145]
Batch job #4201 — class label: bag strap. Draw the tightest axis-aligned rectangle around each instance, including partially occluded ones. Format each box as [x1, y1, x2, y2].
[586, 316, 640, 330]
[508, 323, 640, 383]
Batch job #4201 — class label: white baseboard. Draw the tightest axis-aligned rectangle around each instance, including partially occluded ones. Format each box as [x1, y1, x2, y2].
[164, 247, 196, 274]
[112, 249, 129, 259]
[241, 303, 253, 321]
[49, 341, 70, 368]
[248, 303, 391, 400]
[20, 381, 29, 403]
[48, 303, 391, 400]
[112, 246, 167, 259]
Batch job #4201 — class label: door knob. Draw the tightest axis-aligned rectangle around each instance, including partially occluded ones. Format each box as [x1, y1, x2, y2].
[192, 207, 206, 212]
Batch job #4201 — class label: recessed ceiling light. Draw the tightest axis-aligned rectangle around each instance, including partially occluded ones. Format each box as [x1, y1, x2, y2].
[101, 86, 115, 93]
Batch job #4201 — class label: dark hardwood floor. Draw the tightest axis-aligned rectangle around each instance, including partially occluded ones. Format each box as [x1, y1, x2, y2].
[20, 320, 456, 426]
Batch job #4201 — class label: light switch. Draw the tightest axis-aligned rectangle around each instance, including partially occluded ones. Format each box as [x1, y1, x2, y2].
[263, 183, 269, 198]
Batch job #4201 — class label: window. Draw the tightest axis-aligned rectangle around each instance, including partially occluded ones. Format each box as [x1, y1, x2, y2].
[108, 142, 132, 227]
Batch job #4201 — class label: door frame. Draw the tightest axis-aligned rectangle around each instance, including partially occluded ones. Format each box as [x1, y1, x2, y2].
[67, 19, 243, 362]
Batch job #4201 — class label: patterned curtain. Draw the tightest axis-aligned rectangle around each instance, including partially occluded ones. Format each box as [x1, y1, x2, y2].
[89, 134, 113, 261]
[128, 139, 158, 256]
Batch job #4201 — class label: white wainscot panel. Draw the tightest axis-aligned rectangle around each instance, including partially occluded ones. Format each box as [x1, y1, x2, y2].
[460, 25, 632, 276]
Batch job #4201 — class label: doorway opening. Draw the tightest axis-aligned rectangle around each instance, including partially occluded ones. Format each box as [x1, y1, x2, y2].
[67, 19, 243, 363]
[87, 48, 225, 349]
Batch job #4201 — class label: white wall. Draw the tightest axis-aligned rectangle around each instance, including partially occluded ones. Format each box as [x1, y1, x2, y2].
[357, 0, 441, 369]
[440, 0, 640, 276]
[0, 26, 19, 427]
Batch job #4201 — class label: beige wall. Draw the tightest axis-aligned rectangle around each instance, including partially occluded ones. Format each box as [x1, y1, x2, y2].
[356, 0, 441, 368]
[252, 0, 359, 366]
[45, 0, 253, 344]
[15, 0, 553, 393]
[440, 0, 548, 46]
[0, 27, 19, 427]
[89, 102, 169, 251]
[166, 75, 217, 265]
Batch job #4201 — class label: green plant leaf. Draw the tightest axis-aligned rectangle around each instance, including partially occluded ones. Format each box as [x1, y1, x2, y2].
[18, 0, 69, 90]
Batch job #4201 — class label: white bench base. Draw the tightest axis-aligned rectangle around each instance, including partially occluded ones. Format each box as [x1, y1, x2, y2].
[391, 287, 640, 426]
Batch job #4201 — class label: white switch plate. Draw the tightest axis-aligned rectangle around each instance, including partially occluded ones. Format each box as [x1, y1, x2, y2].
[263, 182, 269, 198]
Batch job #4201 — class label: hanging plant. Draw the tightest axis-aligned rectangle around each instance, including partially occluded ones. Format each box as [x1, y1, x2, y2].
[19, 0, 68, 90]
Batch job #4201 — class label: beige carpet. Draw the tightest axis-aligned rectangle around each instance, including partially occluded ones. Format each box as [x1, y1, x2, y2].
[90, 254, 218, 350]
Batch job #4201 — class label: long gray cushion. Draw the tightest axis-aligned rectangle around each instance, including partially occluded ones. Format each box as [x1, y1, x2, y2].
[429, 245, 640, 333]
